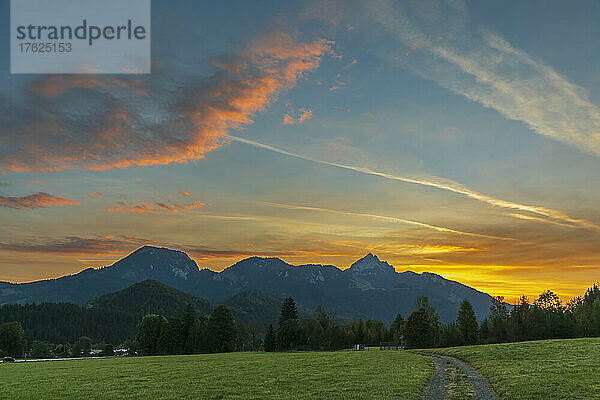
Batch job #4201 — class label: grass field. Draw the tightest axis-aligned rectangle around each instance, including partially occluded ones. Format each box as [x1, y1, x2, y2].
[422, 337, 600, 400]
[0, 351, 431, 400]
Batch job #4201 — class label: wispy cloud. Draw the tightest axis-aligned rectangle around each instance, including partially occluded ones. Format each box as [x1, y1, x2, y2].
[229, 135, 600, 231]
[108, 200, 205, 214]
[0, 192, 79, 209]
[258, 200, 514, 240]
[1, 31, 332, 173]
[0, 235, 166, 256]
[366, 0, 600, 157]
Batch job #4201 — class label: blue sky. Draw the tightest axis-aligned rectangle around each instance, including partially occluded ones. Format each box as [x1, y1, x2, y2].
[1, 0, 600, 301]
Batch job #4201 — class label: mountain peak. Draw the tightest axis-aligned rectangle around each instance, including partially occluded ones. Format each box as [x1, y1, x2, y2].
[348, 253, 395, 274]
[132, 245, 174, 254]
[112, 245, 200, 281]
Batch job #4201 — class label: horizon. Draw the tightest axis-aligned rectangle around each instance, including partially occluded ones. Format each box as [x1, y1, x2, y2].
[3, 244, 595, 304]
[2, 1, 600, 304]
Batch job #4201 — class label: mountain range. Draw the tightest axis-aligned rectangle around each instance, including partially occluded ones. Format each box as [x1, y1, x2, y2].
[0, 246, 496, 323]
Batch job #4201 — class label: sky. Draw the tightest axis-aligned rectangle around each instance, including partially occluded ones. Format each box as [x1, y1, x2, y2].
[1, 0, 600, 303]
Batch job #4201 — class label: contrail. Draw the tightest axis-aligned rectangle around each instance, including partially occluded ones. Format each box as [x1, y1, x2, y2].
[228, 135, 600, 232]
[258, 201, 516, 241]
[367, 0, 600, 158]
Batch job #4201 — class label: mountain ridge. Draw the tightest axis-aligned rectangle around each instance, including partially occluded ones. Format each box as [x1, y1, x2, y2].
[0, 246, 495, 323]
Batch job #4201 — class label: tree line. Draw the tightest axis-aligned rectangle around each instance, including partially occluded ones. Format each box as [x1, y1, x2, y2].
[396, 284, 600, 348]
[3, 283, 600, 358]
[135, 282, 600, 352]
[0, 320, 117, 359]
[0, 302, 138, 344]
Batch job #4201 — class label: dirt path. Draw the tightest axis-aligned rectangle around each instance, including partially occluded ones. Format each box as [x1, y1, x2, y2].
[425, 356, 446, 400]
[424, 355, 497, 400]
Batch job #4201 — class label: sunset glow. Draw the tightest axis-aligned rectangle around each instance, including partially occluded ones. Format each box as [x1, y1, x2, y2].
[2, 0, 600, 305]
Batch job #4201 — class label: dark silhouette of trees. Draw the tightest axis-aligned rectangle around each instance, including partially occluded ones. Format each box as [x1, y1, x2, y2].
[263, 324, 277, 351]
[279, 297, 299, 325]
[0, 302, 138, 345]
[457, 299, 478, 345]
[403, 297, 440, 349]
[136, 314, 167, 355]
[0, 321, 25, 358]
[209, 305, 237, 353]
[71, 336, 93, 357]
[389, 313, 404, 345]
[102, 344, 114, 356]
[133, 305, 238, 355]
[404, 308, 437, 348]
[276, 297, 303, 350]
[8, 283, 600, 357]
[30, 340, 53, 358]
[182, 304, 197, 353]
[54, 343, 70, 358]
[486, 296, 509, 343]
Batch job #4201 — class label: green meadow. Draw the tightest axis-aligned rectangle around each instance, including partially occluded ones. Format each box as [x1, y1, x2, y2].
[0, 351, 431, 400]
[422, 337, 600, 400]
[5, 338, 600, 400]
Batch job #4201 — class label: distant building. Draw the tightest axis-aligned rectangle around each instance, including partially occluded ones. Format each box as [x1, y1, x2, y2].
[113, 349, 129, 356]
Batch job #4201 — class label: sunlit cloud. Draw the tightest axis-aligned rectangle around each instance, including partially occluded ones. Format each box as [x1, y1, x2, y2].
[88, 192, 103, 198]
[228, 135, 599, 231]
[0, 192, 79, 209]
[282, 108, 313, 125]
[366, 0, 600, 157]
[0, 31, 332, 173]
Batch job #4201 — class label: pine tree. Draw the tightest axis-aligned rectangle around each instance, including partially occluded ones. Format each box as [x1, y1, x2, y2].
[389, 313, 405, 344]
[277, 297, 302, 350]
[456, 299, 478, 345]
[208, 305, 237, 353]
[489, 296, 509, 342]
[182, 304, 196, 353]
[263, 324, 277, 352]
[279, 297, 299, 326]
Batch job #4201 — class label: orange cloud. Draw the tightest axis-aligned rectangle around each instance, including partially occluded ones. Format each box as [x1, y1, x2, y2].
[180, 191, 192, 197]
[30, 75, 145, 98]
[282, 108, 313, 125]
[89, 192, 103, 198]
[282, 114, 295, 125]
[1, 32, 332, 173]
[0, 192, 79, 209]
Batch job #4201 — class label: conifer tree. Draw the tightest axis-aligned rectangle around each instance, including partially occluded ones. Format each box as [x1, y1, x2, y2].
[279, 297, 299, 325]
[389, 313, 405, 344]
[263, 324, 277, 352]
[456, 299, 478, 345]
[208, 305, 237, 353]
[277, 297, 303, 350]
[182, 304, 196, 353]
